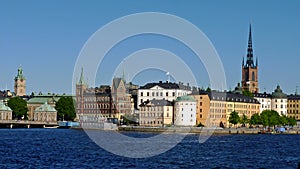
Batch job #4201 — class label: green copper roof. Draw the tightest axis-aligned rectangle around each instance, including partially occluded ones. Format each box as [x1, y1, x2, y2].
[15, 65, 26, 80]
[175, 95, 196, 102]
[34, 102, 57, 112]
[272, 85, 287, 98]
[0, 101, 12, 111]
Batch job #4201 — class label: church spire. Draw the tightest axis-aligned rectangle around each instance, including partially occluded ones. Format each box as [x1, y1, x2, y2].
[245, 24, 254, 68]
[78, 67, 84, 85]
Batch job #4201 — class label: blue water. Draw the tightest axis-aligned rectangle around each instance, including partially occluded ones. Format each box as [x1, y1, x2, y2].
[0, 129, 299, 169]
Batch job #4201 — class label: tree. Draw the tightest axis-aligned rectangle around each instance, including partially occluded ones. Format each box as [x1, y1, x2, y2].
[55, 96, 76, 121]
[260, 110, 280, 128]
[206, 86, 211, 93]
[250, 113, 261, 126]
[287, 116, 297, 127]
[8, 97, 28, 120]
[229, 111, 240, 127]
[240, 114, 249, 127]
[242, 90, 254, 97]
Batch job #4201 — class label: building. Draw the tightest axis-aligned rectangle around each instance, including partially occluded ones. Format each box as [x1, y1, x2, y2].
[27, 93, 72, 121]
[174, 95, 196, 126]
[14, 66, 26, 96]
[191, 90, 260, 128]
[242, 24, 259, 93]
[75, 68, 132, 123]
[254, 92, 272, 113]
[287, 94, 300, 120]
[271, 85, 287, 116]
[0, 100, 12, 120]
[138, 99, 173, 126]
[34, 102, 57, 122]
[138, 81, 192, 107]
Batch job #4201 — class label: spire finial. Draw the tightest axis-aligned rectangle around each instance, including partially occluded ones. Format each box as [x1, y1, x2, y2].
[78, 67, 84, 85]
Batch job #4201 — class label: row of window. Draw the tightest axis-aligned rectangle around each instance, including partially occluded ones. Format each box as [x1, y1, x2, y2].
[140, 120, 163, 125]
[140, 113, 166, 117]
[140, 91, 176, 97]
[140, 106, 170, 111]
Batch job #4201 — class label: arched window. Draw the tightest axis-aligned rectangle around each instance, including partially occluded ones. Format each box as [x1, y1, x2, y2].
[252, 71, 255, 81]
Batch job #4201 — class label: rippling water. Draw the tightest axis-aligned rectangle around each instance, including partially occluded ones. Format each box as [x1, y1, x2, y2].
[0, 129, 299, 169]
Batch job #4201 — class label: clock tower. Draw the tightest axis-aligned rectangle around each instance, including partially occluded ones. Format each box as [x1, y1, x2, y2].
[14, 66, 26, 96]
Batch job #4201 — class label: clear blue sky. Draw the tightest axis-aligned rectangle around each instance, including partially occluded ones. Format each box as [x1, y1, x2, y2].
[0, 0, 299, 94]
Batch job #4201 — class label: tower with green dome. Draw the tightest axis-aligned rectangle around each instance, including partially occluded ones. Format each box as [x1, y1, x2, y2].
[14, 65, 26, 96]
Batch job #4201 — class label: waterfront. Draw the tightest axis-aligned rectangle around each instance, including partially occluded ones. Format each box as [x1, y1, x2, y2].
[0, 129, 299, 168]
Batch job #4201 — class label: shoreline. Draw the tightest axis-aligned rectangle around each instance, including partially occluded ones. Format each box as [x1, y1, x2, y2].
[117, 126, 300, 135]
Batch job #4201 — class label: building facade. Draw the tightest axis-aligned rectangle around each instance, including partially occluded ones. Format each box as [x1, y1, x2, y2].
[14, 66, 26, 96]
[174, 95, 196, 126]
[191, 91, 260, 128]
[75, 68, 131, 123]
[139, 99, 173, 126]
[253, 93, 272, 113]
[242, 25, 259, 93]
[287, 94, 300, 120]
[34, 102, 57, 122]
[138, 81, 192, 107]
[0, 100, 12, 120]
[271, 85, 287, 116]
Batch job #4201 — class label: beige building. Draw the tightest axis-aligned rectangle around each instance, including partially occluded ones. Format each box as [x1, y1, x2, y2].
[34, 102, 57, 122]
[139, 99, 173, 126]
[0, 100, 12, 120]
[287, 94, 300, 120]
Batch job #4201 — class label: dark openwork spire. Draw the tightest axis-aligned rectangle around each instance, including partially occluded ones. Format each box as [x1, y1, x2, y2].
[245, 24, 255, 68]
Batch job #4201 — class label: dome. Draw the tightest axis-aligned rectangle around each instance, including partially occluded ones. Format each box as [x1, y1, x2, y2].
[34, 102, 57, 112]
[0, 101, 12, 111]
[272, 85, 287, 98]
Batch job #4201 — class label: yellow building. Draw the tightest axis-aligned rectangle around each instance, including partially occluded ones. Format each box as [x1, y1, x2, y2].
[191, 91, 260, 128]
[287, 94, 300, 120]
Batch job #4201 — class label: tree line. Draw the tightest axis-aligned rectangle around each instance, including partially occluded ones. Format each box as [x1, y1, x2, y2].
[229, 110, 297, 128]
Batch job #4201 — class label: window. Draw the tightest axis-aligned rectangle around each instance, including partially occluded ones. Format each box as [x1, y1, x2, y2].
[147, 92, 149, 96]
[200, 114, 202, 118]
[172, 92, 175, 96]
[141, 99, 143, 103]
[152, 92, 155, 96]
[200, 102, 202, 106]
[182, 108, 183, 111]
[200, 109, 202, 112]
[166, 92, 169, 97]
[141, 92, 143, 96]
[181, 114, 183, 117]
[156, 92, 159, 96]
[160, 92, 163, 96]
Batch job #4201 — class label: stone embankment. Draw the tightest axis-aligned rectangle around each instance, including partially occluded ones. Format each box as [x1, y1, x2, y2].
[118, 126, 300, 134]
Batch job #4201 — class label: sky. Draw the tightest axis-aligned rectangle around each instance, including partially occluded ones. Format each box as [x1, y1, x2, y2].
[0, 0, 299, 95]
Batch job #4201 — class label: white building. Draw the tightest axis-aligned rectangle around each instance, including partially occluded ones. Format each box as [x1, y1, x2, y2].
[254, 93, 272, 113]
[0, 100, 12, 120]
[271, 85, 287, 116]
[174, 95, 196, 126]
[138, 81, 192, 107]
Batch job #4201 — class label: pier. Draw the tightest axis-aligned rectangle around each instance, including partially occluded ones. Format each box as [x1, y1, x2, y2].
[0, 120, 58, 128]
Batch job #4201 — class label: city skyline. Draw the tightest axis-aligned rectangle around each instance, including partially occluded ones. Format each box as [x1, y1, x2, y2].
[0, 1, 299, 94]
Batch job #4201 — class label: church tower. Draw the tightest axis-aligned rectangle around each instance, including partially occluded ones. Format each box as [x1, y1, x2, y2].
[242, 24, 259, 93]
[14, 66, 26, 96]
[76, 67, 87, 117]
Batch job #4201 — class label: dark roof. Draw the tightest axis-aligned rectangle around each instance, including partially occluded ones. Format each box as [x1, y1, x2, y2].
[191, 90, 259, 104]
[139, 99, 173, 107]
[287, 94, 300, 100]
[139, 81, 190, 90]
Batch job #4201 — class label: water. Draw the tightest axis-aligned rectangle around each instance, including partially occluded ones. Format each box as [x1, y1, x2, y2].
[0, 129, 299, 169]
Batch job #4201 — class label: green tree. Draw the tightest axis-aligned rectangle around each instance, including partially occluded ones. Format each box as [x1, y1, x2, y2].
[229, 111, 240, 127]
[279, 115, 288, 126]
[206, 86, 211, 93]
[260, 110, 280, 128]
[242, 90, 254, 97]
[240, 113, 249, 127]
[8, 97, 28, 120]
[287, 116, 297, 127]
[55, 96, 76, 121]
[250, 113, 261, 126]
